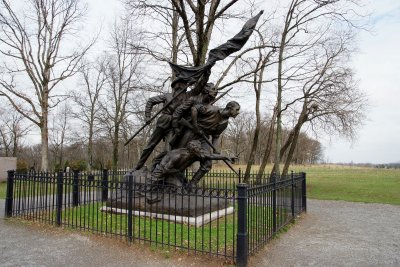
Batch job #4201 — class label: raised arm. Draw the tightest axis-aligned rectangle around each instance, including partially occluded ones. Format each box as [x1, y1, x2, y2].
[204, 153, 231, 162]
[145, 94, 167, 121]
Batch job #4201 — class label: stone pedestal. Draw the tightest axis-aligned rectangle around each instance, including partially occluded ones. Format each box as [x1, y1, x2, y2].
[106, 189, 231, 217]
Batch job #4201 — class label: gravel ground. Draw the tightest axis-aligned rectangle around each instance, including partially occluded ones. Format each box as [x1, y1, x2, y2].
[0, 200, 228, 267]
[250, 199, 400, 267]
[1, 199, 399, 266]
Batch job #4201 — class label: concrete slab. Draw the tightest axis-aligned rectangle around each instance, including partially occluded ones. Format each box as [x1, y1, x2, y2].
[100, 206, 234, 227]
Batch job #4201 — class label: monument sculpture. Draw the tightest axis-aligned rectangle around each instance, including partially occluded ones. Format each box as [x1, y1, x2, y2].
[107, 11, 263, 216]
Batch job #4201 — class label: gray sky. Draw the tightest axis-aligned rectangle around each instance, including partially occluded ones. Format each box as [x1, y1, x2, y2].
[321, 0, 400, 163]
[16, 0, 400, 164]
[66, 0, 400, 164]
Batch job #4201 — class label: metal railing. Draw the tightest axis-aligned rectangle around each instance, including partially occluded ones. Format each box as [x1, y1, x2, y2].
[4, 169, 306, 267]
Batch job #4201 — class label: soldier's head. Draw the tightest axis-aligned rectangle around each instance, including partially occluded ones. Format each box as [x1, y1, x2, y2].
[203, 83, 218, 101]
[187, 140, 202, 155]
[171, 79, 189, 92]
[225, 101, 240, 118]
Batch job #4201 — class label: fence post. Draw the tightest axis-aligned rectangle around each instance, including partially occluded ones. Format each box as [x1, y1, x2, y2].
[5, 170, 15, 217]
[302, 172, 307, 212]
[102, 169, 109, 201]
[56, 171, 64, 226]
[272, 173, 277, 233]
[73, 170, 80, 206]
[238, 168, 242, 184]
[236, 183, 248, 267]
[291, 171, 295, 218]
[127, 172, 133, 243]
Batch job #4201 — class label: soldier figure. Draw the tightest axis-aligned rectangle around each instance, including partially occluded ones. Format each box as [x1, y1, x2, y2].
[134, 81, 189, 170]
[147, 140, 232, 203]
[172, 83, 218, 124]
[135, 82, 219, 170]
[173, 101, 240, 185]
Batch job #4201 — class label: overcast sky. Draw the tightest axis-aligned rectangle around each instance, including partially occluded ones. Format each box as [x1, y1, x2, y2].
[84, 0, 399, 164]
[14, 0, 398, 164]
[73, 0, 400, 164]
[320, 0, 400, 163]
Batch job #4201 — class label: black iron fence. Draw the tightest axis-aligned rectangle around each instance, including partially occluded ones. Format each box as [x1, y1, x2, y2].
[4, 169, 306, 267]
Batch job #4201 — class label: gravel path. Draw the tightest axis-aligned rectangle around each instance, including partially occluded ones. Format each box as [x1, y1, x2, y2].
[0, 200, 226, 267]
[1, 199, 399, 266]
[250, 199, 400, 267]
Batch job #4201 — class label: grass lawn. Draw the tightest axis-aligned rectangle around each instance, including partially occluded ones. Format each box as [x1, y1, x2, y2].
[294, 165, 400, 205]
[221, 164, 400, 205]
[0, 182, 6, 199]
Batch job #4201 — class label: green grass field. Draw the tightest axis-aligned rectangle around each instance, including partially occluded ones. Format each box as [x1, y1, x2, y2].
[0, 181, 6, 199]
[293, 165, 400, 205]
[1, 165, 399, 205]
[216, 164, 400, 205]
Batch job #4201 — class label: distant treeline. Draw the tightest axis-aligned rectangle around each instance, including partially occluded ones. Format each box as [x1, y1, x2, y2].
[334, 163, 400, 169]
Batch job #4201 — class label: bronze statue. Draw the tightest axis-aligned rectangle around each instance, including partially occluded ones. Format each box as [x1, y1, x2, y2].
[135, 82, 218, 170]
[115, 11, 263, 211]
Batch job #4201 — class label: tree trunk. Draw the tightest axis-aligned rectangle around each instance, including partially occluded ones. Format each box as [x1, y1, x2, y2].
[112, 125, 119, 171]
[244, 71, 262, 183]
[282, 104, 308, 175]
[244, 120, 260, 183]
[256, 107, 277, 183]
[282, 127, 302, 175]
[12, 132, 17, 157]
[87, 124, 93, 171]
[274, 1, 294, 176]
[274, 38, 286, 176]
[40, 117, 49, 171]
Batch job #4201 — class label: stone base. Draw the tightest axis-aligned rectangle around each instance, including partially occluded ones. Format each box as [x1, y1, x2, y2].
[100, 206, 234, 227]
[106, 193, 231, 217]
[108, 169, 231, 218]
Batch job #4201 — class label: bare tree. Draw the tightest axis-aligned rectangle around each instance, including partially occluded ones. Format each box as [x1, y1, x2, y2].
[279, 45, 366, 174]
[223, 111, 254, 161]
[99, 18, 144, 170]
[49, 102, 71, 170]
[270, 0, 366, 175]
[243, 40, 275, 182]
[268, 7, 367, 175]
[292, 133, 323, 164]
[0, 0, 94, 170]
[73, 57, 107, 171]
[0, 106, 31, 157]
